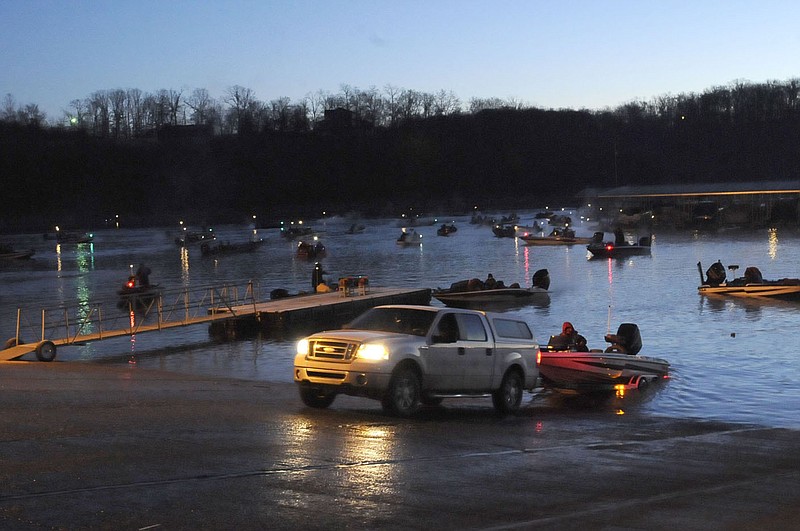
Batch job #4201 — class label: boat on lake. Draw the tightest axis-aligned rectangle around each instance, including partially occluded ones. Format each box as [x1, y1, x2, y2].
[0, 243, 35, 260]
[297, 240, 326, 259]
[521, 227, 592, 246]
[200, 239, 264, 256]
[396, 228, 423, 246]
[345, 223, 366, 234]
[433, 269, 550, 308]
[538, 323, 670, 393]
[587, 230, 651, 258]
[436, 223, 457, 236]
[175, 228, 215, 246]
[116, 274, 162, 311]
[697, 261, 800, 300]
[492, 224, 517, 238]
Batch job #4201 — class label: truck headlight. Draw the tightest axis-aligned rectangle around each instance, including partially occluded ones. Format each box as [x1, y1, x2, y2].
[356, 343, 388, 361]
[297, 339, 309, 356]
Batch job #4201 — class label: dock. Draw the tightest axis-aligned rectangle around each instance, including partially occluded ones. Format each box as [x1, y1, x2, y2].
[0, 285, 431, 362]
[221, 286, 432, 337]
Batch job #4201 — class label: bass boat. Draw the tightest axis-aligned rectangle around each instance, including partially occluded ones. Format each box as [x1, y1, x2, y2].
[433, 269, 550, 308]
[538, 323, 670, 392]
[587, 231, 651, 259]
[697, 261, 800, 301]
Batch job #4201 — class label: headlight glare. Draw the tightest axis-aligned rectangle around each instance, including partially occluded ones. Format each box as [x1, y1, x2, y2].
[297, 339, 309, 356]
[357, 343, 388, 361]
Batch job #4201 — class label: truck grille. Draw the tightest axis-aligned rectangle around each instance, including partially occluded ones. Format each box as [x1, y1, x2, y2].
[309, 339, 359, 361]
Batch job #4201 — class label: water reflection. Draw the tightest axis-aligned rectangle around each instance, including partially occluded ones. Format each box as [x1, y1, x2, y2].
[768, 227, 778, 259]
[3, 214, 800, 428]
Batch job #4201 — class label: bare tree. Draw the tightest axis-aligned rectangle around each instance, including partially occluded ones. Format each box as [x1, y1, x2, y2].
[224, 85, 257, 134]
[89, 90, 111, 136]
[269, 97, 291, 131]
[166, 89, 183, 125]
[185, 88, 214, 125]
[109, 89, 127, 139]
[67, 98, 88, 127]
[303, 91, 325, 128]
[383, 84, 402, 126]
[126, 88, 144, 136]
[2, 93, 17, 121]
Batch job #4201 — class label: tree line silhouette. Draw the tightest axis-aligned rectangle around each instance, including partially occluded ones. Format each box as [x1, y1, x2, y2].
[1, 78, 798, 233]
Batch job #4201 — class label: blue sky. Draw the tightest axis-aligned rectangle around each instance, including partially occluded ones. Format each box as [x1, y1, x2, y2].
[2, 0, 798, 121]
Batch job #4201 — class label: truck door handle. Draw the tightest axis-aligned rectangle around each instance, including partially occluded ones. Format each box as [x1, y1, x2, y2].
[458, 347, 465, 356]
[486, 348, 493, 356]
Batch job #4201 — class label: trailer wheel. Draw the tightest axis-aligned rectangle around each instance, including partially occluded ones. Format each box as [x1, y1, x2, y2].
[35, 340, 56, 362]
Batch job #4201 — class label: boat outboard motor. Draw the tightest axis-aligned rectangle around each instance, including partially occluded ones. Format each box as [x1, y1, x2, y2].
[532, 269, 550, 290]
[705, 261, 726, 286]
[604, 323, 642, 355]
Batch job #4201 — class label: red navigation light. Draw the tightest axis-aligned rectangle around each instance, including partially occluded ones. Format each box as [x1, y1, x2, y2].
[127, 279, 135, 289]
[605, 244, 614, 251]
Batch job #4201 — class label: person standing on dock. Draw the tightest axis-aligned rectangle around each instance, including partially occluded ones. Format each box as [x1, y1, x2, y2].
[312, 262, 328, 291]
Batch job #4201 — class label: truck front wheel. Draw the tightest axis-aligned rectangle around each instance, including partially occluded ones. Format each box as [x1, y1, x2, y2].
[382, 367, 421, 417]
[299, 387, 336, 409]
[492, 369, 523, 415]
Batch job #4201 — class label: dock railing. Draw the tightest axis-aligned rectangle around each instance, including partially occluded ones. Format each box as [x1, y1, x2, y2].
[8, 280, 261, 348]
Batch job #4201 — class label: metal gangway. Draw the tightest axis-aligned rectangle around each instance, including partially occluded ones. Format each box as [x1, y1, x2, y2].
[1, 280, 261, 362]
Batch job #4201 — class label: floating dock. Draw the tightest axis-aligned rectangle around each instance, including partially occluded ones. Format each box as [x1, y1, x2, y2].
[1, 286, 432, 362]
[219, 287, 433, 337]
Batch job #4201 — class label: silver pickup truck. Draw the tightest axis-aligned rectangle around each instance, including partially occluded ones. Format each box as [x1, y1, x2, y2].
[293, 304, 540, 416]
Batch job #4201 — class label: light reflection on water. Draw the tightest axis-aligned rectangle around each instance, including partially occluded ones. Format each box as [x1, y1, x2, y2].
[1, 213, 799, 428]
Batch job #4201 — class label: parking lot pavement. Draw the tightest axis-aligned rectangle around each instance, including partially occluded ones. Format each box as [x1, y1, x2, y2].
[1, 362, 799, 530]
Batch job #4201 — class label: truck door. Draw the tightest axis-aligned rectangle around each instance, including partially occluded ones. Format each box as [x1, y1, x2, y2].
[424, 313, 466, 390]
[455, 313, 495, 390]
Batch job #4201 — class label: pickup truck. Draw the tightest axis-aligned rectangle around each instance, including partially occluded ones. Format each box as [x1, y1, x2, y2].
[293, 304, 540, 416]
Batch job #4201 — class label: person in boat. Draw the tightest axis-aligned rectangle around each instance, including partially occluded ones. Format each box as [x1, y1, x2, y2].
[556, 322, 588, 352]
[312, 262, 328, 291]
[484, 273, 497, 289]
[136, 264, 152, 287]
[614, 227, 626, 245]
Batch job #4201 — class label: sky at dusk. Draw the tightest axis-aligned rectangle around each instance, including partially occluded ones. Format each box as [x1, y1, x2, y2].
[2, 0, 799, 121]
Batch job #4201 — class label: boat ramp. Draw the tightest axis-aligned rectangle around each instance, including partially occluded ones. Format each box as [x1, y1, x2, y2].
[0, 282, 431, 362]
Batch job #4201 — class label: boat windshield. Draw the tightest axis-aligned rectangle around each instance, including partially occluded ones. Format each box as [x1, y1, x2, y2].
[347, 307, 437, 336]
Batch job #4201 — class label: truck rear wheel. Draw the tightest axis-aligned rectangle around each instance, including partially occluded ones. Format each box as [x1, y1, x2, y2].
[492, 369, 523, 415]
[299, 387, 336, 409]
[382, 367, 421, 417]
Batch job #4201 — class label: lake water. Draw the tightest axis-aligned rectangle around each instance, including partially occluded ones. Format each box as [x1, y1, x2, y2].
[2, 211, 799, 428]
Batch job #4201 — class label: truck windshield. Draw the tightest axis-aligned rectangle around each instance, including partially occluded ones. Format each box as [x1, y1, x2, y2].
[347, 308, 437, 336]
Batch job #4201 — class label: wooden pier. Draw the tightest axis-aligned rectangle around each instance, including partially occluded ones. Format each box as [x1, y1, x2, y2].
[1, 286, 431, 362]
